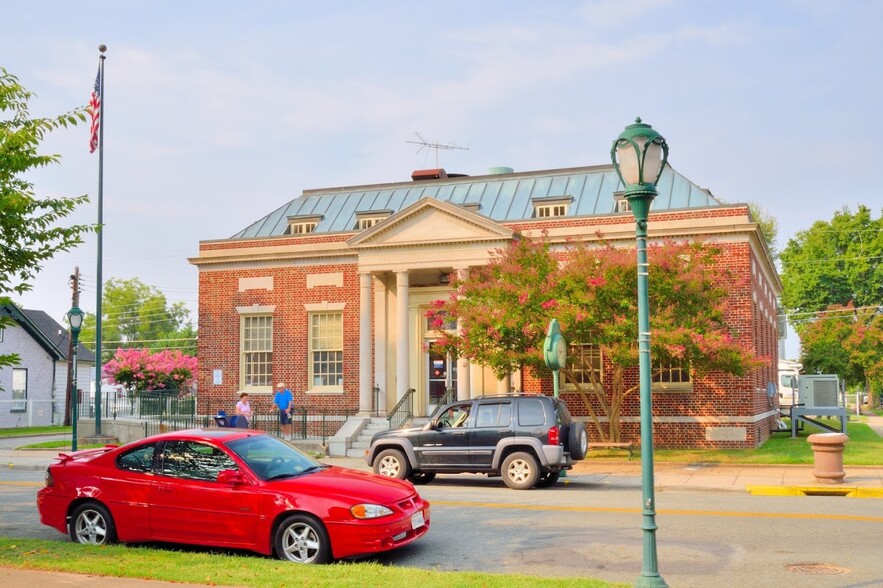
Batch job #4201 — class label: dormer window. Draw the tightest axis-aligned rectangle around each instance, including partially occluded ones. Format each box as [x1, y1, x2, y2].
[286, 215, 322, 235]
[461, 203, 481, 214]
[614, 193, 632, 213]
[353, 210, 391, 231]
[532, 196, 571, 218]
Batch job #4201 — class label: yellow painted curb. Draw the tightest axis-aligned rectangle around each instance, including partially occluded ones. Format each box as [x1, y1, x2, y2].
[746, 485, 883, 498]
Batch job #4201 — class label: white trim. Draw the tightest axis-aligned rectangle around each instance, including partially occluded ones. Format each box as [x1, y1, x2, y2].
[236, 304, 276, 314]
[303, 302, 346, 312]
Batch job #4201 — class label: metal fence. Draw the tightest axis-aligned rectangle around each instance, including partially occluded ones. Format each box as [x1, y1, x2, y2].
[68, 389, 353, 444]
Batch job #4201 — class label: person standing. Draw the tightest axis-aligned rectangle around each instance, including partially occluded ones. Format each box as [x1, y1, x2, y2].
[274, 383, 294, 439]
[235, 392, 253, 429]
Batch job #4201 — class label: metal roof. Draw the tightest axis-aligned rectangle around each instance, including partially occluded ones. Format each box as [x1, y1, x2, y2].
[231, 164, 720, 239]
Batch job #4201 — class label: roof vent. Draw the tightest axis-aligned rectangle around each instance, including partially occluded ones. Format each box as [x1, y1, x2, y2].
[411, 168, 447, 181]
[488, 166, 514, 175]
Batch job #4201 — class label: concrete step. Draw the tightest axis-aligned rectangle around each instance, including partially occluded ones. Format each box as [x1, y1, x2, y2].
[346, 448, 368, 458]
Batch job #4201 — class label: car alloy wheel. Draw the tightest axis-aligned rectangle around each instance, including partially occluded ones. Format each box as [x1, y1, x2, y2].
[70, 502, 117, 545]
[275, 514, 331, 564]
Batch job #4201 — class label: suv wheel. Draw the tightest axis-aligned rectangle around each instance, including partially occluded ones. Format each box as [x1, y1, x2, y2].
[373, 448, 410, 479]
[501, 451, 540, 490]
[568, 422, 588, 460]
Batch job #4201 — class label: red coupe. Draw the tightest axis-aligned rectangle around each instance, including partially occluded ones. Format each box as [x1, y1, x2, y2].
[37, 428, 430, 564]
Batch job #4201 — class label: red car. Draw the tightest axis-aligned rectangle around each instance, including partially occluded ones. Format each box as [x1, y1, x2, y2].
[37, 429, 430, 563]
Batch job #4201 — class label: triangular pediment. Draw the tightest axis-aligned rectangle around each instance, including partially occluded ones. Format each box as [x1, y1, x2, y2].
[348, 197, 514, 249]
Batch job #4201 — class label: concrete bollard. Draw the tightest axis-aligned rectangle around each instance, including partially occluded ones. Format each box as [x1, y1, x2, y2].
[807, 432, 848, 483]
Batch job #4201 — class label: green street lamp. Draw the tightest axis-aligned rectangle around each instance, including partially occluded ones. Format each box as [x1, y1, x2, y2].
[67, 306, 85, 452]
[611, 117, 669, 588]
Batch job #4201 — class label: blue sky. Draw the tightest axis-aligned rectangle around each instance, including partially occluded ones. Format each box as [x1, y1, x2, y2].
[4, 1, 881, 360]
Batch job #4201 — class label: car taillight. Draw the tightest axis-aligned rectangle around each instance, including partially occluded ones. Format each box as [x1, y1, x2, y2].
[44, 469, 54, 487]
[548, 426, 560, 446]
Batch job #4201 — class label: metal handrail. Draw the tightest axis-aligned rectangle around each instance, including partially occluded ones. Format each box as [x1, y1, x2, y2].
[387, 388, 415, 429]
[427, 386, 455, 420]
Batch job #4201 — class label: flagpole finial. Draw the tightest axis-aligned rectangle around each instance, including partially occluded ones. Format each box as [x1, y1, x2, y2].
[98, 44, 107, 53]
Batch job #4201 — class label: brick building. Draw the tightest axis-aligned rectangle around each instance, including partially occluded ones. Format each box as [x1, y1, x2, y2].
[190, 163, 781, 450]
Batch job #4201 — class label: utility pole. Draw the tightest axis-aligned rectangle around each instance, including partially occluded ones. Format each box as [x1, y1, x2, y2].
[64, 267, 80, 427]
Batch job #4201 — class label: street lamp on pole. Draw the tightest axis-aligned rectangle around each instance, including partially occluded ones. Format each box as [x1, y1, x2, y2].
[67, 306, 85, 452]
[611, 117, 669, 588]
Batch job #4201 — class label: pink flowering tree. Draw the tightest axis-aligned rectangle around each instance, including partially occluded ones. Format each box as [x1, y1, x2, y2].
[429, 236, 762, 442]
[103, 348, 198, 395]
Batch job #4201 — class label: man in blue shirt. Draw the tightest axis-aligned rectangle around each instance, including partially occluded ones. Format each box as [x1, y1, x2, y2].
[274, 383, 294, 439]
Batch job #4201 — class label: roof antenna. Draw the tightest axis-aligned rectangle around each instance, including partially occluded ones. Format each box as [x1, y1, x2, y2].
[406, 132, 469, 168]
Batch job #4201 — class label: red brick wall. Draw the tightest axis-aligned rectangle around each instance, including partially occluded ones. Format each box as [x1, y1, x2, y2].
[196, 205, 778, 448]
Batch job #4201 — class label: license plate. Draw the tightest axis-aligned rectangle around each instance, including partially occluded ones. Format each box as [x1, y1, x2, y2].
[411, 510, 425, 529]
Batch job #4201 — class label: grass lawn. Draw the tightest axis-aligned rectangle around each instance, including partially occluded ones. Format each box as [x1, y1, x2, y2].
[651, 419, 883, 465]
[0, 538, 624, 588]
[0, 425, 71, 438]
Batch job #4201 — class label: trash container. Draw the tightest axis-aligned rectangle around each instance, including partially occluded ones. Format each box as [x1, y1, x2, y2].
[807, 432, 848, 483]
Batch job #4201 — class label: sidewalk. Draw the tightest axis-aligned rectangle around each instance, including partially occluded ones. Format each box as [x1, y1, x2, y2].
[5, 445, 883, 497]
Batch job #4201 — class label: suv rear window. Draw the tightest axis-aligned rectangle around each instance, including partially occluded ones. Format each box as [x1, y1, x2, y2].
[517, 398, 545, 427]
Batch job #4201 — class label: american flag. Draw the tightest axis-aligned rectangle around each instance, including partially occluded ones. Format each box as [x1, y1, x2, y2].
[88, 68, 101, 153]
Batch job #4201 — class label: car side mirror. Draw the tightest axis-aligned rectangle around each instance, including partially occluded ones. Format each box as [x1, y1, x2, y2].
[217, 469, 246, 485]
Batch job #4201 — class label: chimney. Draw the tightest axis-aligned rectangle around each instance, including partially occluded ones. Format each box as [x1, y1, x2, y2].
[411, 168, 448, 181]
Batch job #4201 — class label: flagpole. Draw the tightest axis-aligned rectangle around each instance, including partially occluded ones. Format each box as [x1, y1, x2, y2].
[95, 44, 107, 435]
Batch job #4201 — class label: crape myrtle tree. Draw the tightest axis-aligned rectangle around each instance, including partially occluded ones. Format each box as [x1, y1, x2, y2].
[0, 67, 92, 372]
[800, 303, 883, 408]
[428, 235, 763, 442]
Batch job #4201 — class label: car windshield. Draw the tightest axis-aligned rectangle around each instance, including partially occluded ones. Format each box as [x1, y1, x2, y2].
[225, 435, 326, 481]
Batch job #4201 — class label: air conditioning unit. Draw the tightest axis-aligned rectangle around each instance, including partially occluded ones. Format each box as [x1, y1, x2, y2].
[799, 375, 840, 408]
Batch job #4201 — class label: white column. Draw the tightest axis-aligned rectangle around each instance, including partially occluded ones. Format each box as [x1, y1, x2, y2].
[373, 274, 388, 414]
[454, 267, 471, 400]
[396, 271, 410, 401]
[358, 272, 373, 415]
[497, 374, 512, 394]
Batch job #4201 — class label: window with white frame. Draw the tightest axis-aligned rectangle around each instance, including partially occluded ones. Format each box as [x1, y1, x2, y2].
[12, 368, 27, 412]
[532, 196, 571, 219]
[289, 221, 317, 234]
[0, 327, 4, 341]
[241, 315, 273, 389]
[652, 359, 691, 389]
[353, 210, 390, 230]
[286, 215, 322, 235]
[564, 344, 602, 391]
[309, 312, 343, 389]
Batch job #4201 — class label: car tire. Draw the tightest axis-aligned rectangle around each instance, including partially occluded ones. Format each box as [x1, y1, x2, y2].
[567, 422, 588, 460]
[373, 448, 410, 480]
[274, 513, 331, 564]
[501, 451, 540, 490]
[69, 502, 117, 545]
[407, 471, 436, 485]
[535, 470, 561, 488]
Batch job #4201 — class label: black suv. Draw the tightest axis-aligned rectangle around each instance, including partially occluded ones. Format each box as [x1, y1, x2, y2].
[364, 394, 587, 489]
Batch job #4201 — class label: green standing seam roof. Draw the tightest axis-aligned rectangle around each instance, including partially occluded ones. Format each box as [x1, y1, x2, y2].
[231, 164, 720, 239]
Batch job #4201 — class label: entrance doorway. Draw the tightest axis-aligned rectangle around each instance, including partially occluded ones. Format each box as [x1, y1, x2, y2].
[427, 347, 456, 413]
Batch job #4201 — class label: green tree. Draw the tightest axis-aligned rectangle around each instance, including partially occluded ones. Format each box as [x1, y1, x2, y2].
[79, 278, 196, 360]
[800, 303, 883, 408]
[780, 205, 883, 328]
[430, 236, 762, 441]
[748, 202, 779, 258]
[0, 67, 92, 371]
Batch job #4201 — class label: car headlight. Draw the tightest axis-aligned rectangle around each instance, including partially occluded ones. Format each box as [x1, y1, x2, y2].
[350, 504, 394, 519]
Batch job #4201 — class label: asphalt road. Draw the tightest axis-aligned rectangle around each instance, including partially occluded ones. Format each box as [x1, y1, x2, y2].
[3, 466, 882, 587]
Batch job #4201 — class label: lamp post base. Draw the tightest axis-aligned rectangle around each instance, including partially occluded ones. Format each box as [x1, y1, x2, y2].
[635, 573, 669, 588]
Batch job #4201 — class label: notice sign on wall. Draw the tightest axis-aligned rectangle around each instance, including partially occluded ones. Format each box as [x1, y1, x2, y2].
[213, 369, 223, 385]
